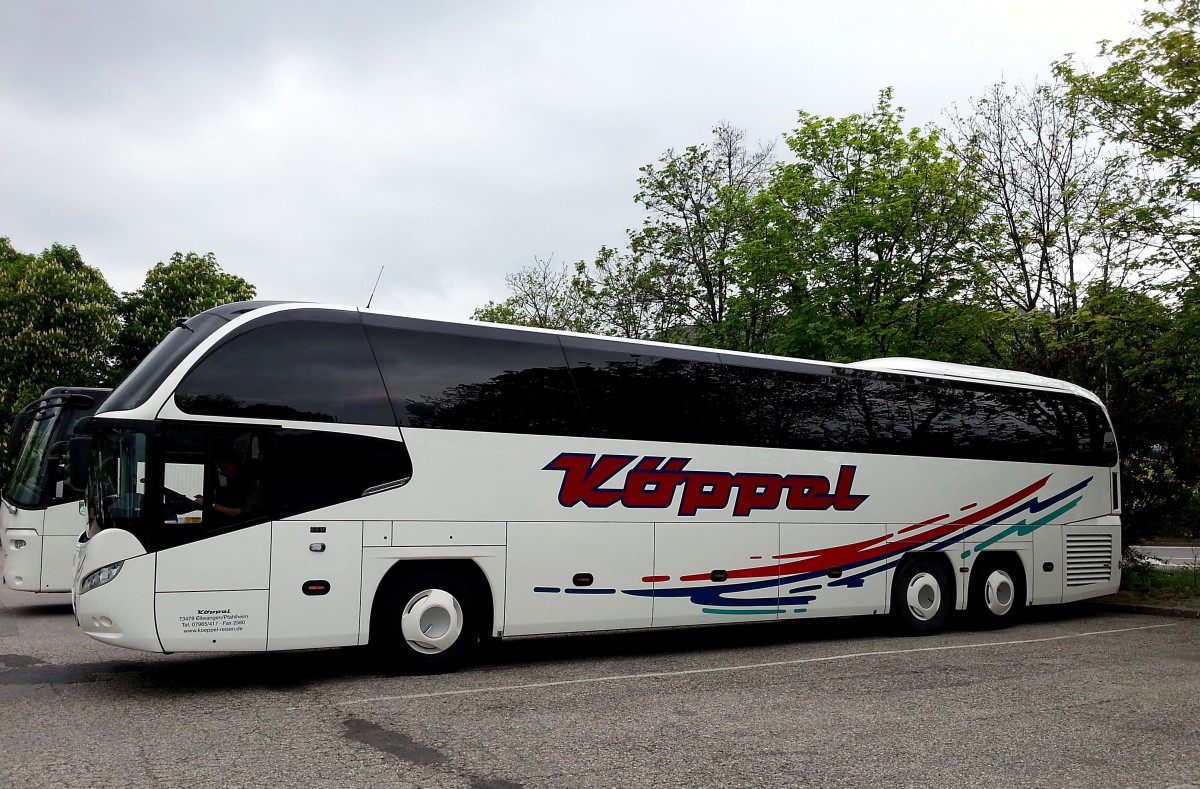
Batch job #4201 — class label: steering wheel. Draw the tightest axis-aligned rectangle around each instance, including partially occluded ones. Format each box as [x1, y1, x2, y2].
[164, 487, 200, 514]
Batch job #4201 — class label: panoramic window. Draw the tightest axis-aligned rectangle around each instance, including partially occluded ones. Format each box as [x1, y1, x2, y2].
[175, 312, 394, 426]
[565, 340, 733, 444]
[724, 361, 873, 453]
[365, 318, 586, 435]
[105, 312, 230, 414]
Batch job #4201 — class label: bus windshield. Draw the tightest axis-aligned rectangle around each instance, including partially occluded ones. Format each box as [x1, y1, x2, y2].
[86, 429, 150, 543]
[3, 404, 62, 508]
[102, 304, 283, 415]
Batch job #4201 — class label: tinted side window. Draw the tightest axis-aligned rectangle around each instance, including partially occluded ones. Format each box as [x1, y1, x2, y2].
[270, 430, 413, 519]
[175, 314, 394, 426]
[1034, 394, 1117, 466]
[1076, 399, 1118, 465]
[973, 389, 1060, 462]
[890, 379, 979, 458]
[364, 321, 586, 435]
[564, 344, 733, 444]
[724, 364, 873, 452]
[900, 383, 1118, 466]
[850, 374, 910, 454]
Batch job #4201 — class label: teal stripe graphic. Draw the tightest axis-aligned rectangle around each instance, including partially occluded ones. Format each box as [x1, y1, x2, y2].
[960, 496, 1084, 560]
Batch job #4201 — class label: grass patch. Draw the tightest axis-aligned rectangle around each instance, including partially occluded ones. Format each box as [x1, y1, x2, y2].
[1120, 561, 1200, 599]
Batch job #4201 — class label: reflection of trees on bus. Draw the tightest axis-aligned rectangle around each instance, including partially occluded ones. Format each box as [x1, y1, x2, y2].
[397, 351, 1112, 465]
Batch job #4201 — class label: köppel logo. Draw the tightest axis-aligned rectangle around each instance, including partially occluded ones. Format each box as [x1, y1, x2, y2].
[543, 453, 868, 517]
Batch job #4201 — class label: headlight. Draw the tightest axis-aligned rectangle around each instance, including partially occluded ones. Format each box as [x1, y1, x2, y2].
[79, 561, 124, 594]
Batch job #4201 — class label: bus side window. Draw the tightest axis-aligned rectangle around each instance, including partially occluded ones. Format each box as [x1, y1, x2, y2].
[159, 426, 207, 549]
[204, 429, 269, 533]
[563, 343, 732, 444]
[719, 360, 859, 452]
[270, 429, 413, 520]
[364, 319, 587, 436]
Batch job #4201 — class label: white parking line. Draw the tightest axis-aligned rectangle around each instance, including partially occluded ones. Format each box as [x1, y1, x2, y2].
[339, 622, 1177, 706]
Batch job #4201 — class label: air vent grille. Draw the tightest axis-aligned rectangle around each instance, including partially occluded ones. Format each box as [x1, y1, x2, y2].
[1065, 534, 1113, 587]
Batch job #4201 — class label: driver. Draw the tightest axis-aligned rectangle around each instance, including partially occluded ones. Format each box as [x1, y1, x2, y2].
[194, 449, 262, 520]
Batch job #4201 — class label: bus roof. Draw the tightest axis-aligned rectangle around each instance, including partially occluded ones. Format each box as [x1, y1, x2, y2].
[848, 357, 1104, 404]
[186, 301, 1106, 404]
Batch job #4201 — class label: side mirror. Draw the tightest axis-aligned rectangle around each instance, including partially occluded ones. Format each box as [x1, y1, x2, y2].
[67, 436, 91, 492]
[6, 409, 33, 457]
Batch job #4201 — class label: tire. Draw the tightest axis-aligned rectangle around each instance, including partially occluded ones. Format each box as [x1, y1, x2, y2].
[374, 572, 480, 674]
[891, 555, 953, 635]
[968, 557, 1025, 629]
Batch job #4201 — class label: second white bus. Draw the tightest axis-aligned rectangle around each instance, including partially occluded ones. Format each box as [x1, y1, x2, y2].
[2, 387, 110, 593]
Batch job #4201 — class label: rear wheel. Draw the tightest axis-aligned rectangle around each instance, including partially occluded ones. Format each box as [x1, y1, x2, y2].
[969, 557, 1025, 629]
[891, 555, 952, 635]
[374, 572, 480, 673]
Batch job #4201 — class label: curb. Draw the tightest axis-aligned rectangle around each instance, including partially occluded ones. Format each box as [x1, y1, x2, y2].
[1088, 601, 1200, 619]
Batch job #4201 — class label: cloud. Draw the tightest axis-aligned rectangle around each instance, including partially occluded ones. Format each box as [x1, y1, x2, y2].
[0, 0, 1147, 319]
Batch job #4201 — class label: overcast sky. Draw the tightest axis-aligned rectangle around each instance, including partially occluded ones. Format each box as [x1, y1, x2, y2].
[1, 0, 1147, 322]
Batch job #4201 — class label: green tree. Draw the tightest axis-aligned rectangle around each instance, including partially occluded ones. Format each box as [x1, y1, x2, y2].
[112, 252, 255, 381]
[950, 80, 1161, 315]
[1046, 2, 1200, 544]
[760, 89, 992, 362]
[1057, 0, 1200, 277]
[571, 246, 670, 340]
[0, 238, 119, 481]
[624, 122, 774, 349]
[946, 79, 1173, 376]
[1058, 0, 1200, 201]
[479, 126, 776, 348]
[1061, 282, 1200, 542]
[472, 256, 597, 333]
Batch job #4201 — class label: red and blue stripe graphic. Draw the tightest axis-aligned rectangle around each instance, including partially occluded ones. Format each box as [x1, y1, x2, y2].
[533, 474, 1092, 614]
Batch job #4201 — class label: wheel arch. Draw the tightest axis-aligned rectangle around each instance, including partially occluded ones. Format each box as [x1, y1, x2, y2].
[969, 550, 1028, 606]
[889, 550, 957, 613]
[888, 550, 957, 634]
[367, 558, 495, 645]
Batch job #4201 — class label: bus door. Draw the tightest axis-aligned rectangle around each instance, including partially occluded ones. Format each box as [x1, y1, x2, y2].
[40, 499, 86, 591]
[154, 426, 271, 651]
[266, 519, 363, 650]
[38, 438, 89, 590]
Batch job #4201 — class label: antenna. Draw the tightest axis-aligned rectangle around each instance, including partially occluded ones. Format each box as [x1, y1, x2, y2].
[366, 266, 384, 309]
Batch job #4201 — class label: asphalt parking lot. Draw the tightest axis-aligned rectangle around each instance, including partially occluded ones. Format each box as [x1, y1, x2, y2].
[1, 586, 1198, 789]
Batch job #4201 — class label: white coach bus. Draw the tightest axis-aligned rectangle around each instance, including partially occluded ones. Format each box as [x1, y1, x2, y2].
[2, 387, 110, 593]
[69, 302, 1120, 671]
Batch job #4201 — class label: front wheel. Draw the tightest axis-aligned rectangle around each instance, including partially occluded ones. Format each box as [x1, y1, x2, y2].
[374, 572, 480, 673]
[891, 555, 953, 635]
